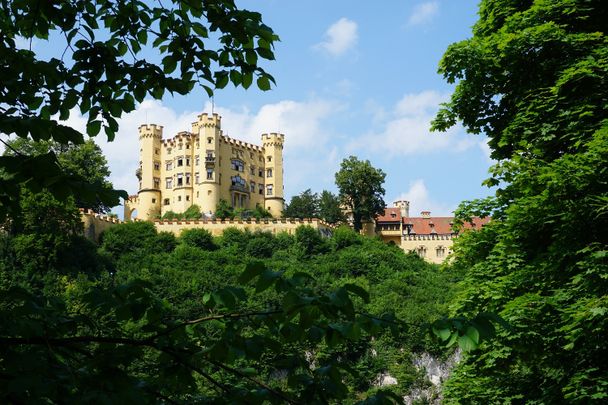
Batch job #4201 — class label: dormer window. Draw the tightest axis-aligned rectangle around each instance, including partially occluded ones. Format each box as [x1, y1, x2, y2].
[390, 212, 396, 218]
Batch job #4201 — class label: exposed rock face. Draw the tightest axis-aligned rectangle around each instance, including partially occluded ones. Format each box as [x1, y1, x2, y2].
[374, 372, 398, 387]
[404, 350, 461, 405]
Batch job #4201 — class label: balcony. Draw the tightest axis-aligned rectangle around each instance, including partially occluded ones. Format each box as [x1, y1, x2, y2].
[205, 156, 216, 167]
[229, 183, 249, 193]
[377, 229, 402, 237]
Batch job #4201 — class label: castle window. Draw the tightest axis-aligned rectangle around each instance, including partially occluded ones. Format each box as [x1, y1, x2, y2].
[231, 159, 244, 172]
[154, 161, 160, 171]
[196, 142, 199, 149]
[266, 184, 273, 196]
[178, 196, 182, 201]
[195, 172, 200, 183]
[258, 184, 264, 195]
[163, 198, 170, 206]
[186, 157, 191, 166]
[153, 178, 160, 189]
[231, 175, 246, 187]
[177, 173, 183, 186]
[167, 148, 172, 154]
[250, 181, 256, 192]
[166, 178, 172, 189]
[250, 165, 255, 175]
[266, 168, 273, 178]
[177, 158, 183, 167]
[207, 137, 212, 144]
[166, 161, 172, 170]
[207, 169, 213, 180]
[416, 246, 427, 258]
[186, 195, 190, 201]
[185, 173, 191, 185]
[436, 246, 446, 258]
[155, 148, 159, 155]
[178, 144, 182, 150]
[267, 156, 272, 162]
[206, 151, 214, 158]
[250, 152, 254, 159]
[258, 169, 263, 177]
[186, 143, 190, 149]
[195, 155, 200, 166]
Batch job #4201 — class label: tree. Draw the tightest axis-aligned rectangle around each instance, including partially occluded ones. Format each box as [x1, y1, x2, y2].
[283, 188, 319, 219]
[0, 0, 279, 219]
[335, 156, 386, 232]
[432, 0, 608, 402]
[215, 198, 235, 219]
[3, 139, 114, 213]
[318, 190, 346, 224]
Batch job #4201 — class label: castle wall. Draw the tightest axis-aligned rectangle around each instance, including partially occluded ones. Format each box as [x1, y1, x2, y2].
[153, 218, 332, 237]
[400, 235, 454, 264]
[80, 210, 122, 242]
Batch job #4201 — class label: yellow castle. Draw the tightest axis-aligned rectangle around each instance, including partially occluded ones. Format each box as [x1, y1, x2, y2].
[124, 113, 285, 220]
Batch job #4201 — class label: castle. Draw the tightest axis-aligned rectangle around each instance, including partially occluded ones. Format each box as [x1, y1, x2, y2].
[375, 201, 489, 264]
[124, 113, 284, 221]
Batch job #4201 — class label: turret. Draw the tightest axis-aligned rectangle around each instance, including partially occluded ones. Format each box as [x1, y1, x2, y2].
[394, 200, 410, 218]
[262, 133, 285, 218]
[193, 113, 222, 213]
[137, 124, 163, 220]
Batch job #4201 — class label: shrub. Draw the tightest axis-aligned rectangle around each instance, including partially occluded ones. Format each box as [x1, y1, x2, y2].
[182, 204, 201, 219]
[294, 226, 328, 257]
[332, 226, 361, 250]
[179, 228, 216, 250]
[99, 221, 158, 257]
[155, 231, 177, 253]
[218, 227, 250, 249]
[246, 231, 275, 258]
[215, 199, 234, 219]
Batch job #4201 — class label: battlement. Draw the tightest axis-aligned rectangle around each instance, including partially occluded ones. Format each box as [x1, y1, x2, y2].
[262, 133, 285, 147]
[194, 112, 221, 129]
[221, 135, 264, 152]
[138, 124, 163, 139]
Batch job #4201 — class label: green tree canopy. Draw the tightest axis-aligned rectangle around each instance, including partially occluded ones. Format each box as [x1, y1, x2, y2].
[283, 188, 319, 219]
[318, 190, 346, 224]
[433, 0, 608, 402]
[3, 139, 114, 213]
[335, 156, 386, 232]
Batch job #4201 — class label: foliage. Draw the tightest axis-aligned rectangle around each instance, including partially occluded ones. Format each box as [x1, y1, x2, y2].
[335, 156, 386, 232]
[283, 189, 345, 224]
[179, 228, 216, 251]
[0, 0, 278, 219]
[434, 0, 608, 402]
[99, 221, 158, 257]
[3, 139, 115, 213]
[215, 198, 235, 219]
[283, 189, 318, 219]
[182, 204, 202, 219]
[318, 190, 346, 224]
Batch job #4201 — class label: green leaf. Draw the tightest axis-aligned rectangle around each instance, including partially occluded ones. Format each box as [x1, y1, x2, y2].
[86, 120, 101, 136]
[238, 261, 266, 284]
[257, 76, 271, 91]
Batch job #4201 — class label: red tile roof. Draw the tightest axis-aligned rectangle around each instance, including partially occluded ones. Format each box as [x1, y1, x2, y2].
[402, 216, 490, 235]
[375, 208, 490, 235]
[376, 207, 402, 223]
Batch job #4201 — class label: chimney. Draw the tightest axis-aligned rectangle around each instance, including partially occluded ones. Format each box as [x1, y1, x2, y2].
[421, 210, 431, 218]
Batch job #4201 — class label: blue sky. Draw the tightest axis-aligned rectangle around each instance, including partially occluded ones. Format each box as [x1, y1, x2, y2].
[56, 0, 493, 217]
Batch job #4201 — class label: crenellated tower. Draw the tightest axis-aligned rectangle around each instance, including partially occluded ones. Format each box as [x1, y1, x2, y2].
[137, 124, 163, 219]
[262, 132, 285, 217]
[192, 113, 222, 214]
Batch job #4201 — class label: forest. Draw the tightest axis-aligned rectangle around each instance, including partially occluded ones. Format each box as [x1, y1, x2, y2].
[1, 0, 607, 403]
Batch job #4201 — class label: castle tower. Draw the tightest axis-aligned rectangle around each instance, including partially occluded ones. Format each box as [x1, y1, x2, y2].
[262, 133, 285, 218]
[137, 124, 163, 220]
[394, 200, 410, 218]
[193, 113, 221, 214]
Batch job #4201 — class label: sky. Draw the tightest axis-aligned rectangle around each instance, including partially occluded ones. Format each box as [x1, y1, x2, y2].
[25, 0, 494, 218]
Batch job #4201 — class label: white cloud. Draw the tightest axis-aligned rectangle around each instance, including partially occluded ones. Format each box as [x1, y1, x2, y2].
[407, 2, 439, 26]
[314, 18, 358, 56]
[348, 90, 475, 157]
[394, 179, 454, 216]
